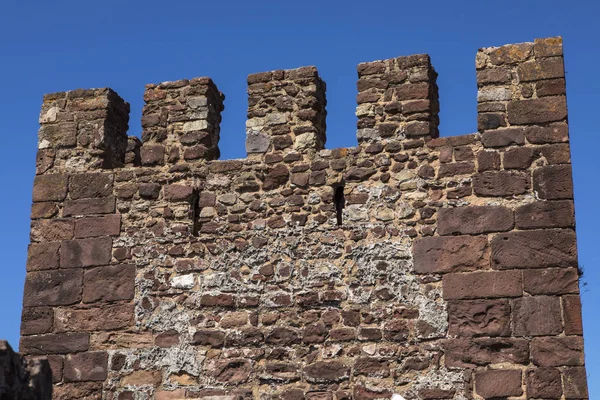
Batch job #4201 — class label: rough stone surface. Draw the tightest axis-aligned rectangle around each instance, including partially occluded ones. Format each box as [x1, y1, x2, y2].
[13, 36, 587, 399]
[0, 341, 52, 399]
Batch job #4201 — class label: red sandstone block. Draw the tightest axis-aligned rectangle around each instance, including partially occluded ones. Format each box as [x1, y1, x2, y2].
[83, 264, 135, 303]
[164, 184, 194, 202]
[475, 369, 523, 398]
[515, 200, 574, 229]
[523, 268, 579, 295]
[23, 269, 82, 307]
[32, 174, 68, 202]
[140, 144, 165, 166]
[413, 235, 489, 274]
[30, 219, 74, 242]
[527, 367, 563, 399]
[443, 270, 522, 300]
[491, 229, 577, 269]
[30, 202, 59, 219]
[46, 355, 64, 383]
[512, 296, 562, 336]
[517, 57, 565, 81]
[507, 97, 567, 125]
[304, 361, 350, 383]
[54, 303, 134, 332]
[524, 122, 569, 144]
[20, 333, 89, 355]
[191, 330, 225, 347]
[480, 128, 525, 148]
[353, 357, 390, 378]
[562, 366, 589, 399]
[473, 171, 530, 196]
[64, 352, 108, 382]
[448, 299, 510, 337]
[26, 242, 60, 271]
[60, 237, 112, 268]
[532, 337, 584, 367]
[534, 37, 563, 57]
[534, 164, 574, 199]
[63, 196, 116, 216]
[69, 173, 113, 199]
[74, 214, 121, 238]
[20, 307, 53, 335]
[539, 143, 571, 164]
[503, 147, 537, 169]
[563, 295, 584, 335]
[443, 338, 529, 368]
[437, 206, 513, 236]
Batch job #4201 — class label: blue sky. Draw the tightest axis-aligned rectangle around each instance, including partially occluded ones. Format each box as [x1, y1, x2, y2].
[1, 0, 598, 394]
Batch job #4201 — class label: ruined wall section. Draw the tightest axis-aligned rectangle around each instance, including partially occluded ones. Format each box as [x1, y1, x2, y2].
[19, 37, 588, 400]
[0, 341, 52, 399]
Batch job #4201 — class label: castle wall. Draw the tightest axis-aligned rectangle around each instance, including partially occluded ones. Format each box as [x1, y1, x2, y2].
[19, 37, 588, 399]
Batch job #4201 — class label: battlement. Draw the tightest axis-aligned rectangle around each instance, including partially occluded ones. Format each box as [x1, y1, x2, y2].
[35, 37, 567, 175]
[19, 36, 588, 400]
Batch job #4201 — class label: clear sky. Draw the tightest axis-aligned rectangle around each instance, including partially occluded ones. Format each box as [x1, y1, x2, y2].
[1, 0, 598, 395]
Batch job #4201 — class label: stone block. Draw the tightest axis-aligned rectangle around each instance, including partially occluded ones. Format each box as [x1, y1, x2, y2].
[304, 361, 350, 383]
[443, 338, 529, 368]
[33, 174, 68, 202]
[413, 236, 489, 274]
[515, 200, 574, 229]
[563, 295, 584, 335]
[534, 164, 573, 199]
[532, 337, 584, 366]
[443, 270, 522, 300]
[54, 304, 133, 332]
[512, 296, 562, 336]
[473, 171, 529, 196]
[507, 97, 567, 125]
[26, 242, 60, 271]
[60, 237, 113, 268]
[526, 367, 562, 399]
[491, 229, 577, 269]
[64, 352, 108, 382]
[69, 173, 113, 199]
[448, 299, 510, 337]
[83, 264, 135, 303]
[523, 268, 579, 295]
[20, 307, 53, 335]
[63, 197, 116, 216]
[475, 369, 522, 398]
[20, 333, 89, 355]
[23, 269, 82, 306]
[74, 214, 121, 238]
[437, 206, 513, 235]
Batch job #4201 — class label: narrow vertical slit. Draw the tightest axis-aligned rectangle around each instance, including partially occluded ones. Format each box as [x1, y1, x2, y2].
[191, 189, 201, 236]
[334, 185, 345, 226]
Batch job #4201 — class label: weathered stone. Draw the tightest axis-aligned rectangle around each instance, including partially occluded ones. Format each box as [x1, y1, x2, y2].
[513, 296, 562, 336]
[83, 264, 135, 303]
[33, 174, 68, 202]
[444, 338, 529, 368]
[20, 333, 89, 355]
[414, 236, 489, 274]
[563, 295, 584, 335]
[443, 270, 522, 300]
[526, 367, 562, 399]
[64, 352, 108, 382]
[534, 164, 573, 199]
[515, 200, 574, 229]
[60, 237, 113, 268]
[475, 369, 522, 398]
[74, 214, 121, 238]
[517, 57, 564, 81]
[304, 361, 350, 382]
[562, 366, 589, 399]
[448, 299, 510, 337]
[69, 173, 113, 199]
[63, 197, 116, 216]
[523, 268, 579, 295]
[20, 307, 53, 335]
[437, 206, 513, 235]
[473, 171, 529, 196]
[23, 269, 82, 306]
[26, 242, 60, 271]
[491, 229, 577, 269]
[507, 97, 567, 125]
[55, 304, 133, 332]
[532, 337, 584, 366]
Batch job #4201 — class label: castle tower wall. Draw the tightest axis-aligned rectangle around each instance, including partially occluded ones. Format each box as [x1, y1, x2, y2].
[16, 37, 588, 400]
